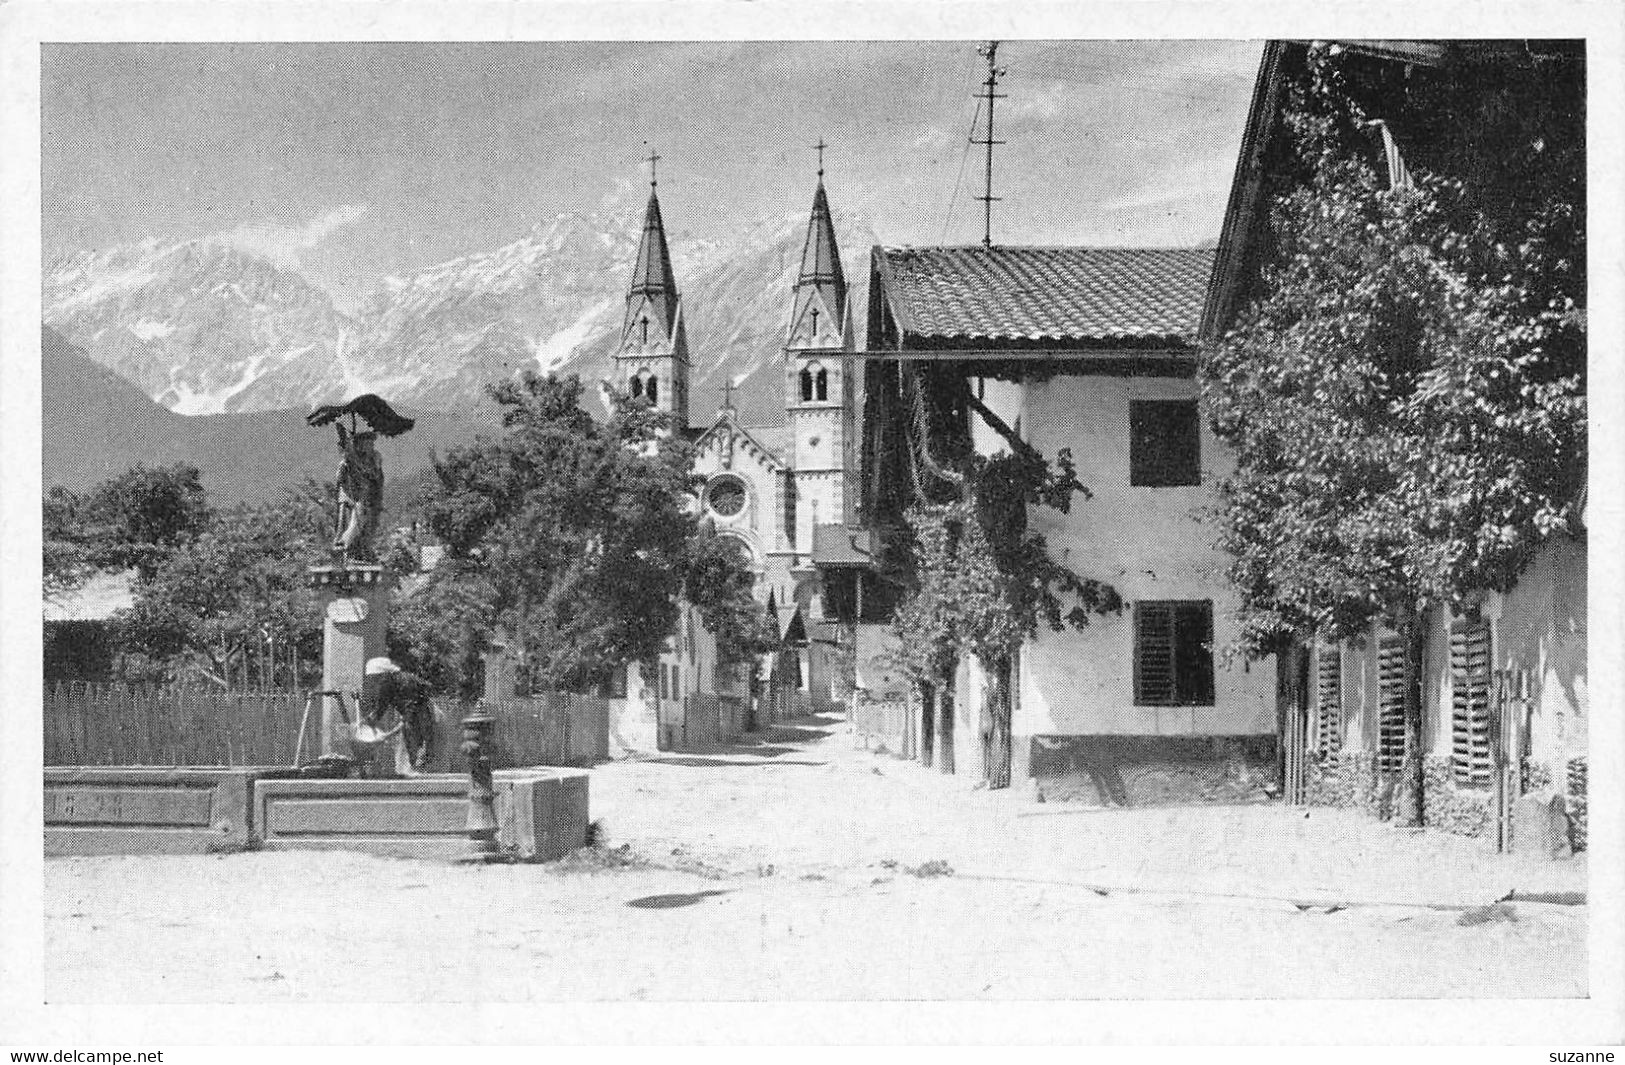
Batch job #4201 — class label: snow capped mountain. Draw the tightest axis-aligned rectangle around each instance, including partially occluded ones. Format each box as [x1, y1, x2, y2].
[43, 207, 874, 426]
[45, 239, 353, 415]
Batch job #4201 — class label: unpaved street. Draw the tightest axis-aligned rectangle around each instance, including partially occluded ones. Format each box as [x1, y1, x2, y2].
[46, 714, 1587, 1001]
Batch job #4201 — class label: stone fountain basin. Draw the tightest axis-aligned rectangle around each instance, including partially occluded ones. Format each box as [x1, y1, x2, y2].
[44, 767, 588, 862]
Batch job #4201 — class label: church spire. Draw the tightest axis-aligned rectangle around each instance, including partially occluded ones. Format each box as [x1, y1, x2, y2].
[794, 170, 846, 324]
[615, 150, 690, 428]
[626, 183, 680, 338]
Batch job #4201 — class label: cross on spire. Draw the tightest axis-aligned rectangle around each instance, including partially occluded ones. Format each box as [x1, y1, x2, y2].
[812, 138, 827, 180]
[720, 377, 736, 412]
[644, 148, 661, 188]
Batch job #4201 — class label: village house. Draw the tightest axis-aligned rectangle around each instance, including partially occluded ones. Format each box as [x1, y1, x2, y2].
[1203, 39, 1588, 846]
[606, 168, 863, 746]
[857, 245, 1278, 799]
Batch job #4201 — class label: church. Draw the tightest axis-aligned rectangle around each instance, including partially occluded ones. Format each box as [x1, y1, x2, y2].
[609, 161, 869, 742]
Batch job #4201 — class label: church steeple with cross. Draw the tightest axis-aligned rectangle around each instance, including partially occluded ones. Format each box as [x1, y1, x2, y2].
[616, 148, 690, 429]
[784, 139, 853, 558]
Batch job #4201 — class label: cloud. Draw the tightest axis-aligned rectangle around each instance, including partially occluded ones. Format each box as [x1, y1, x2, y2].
[214, 204, 370, 266]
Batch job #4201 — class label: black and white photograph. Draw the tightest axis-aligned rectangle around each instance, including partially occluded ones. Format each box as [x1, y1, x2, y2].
[2, 1, 1621, 1052]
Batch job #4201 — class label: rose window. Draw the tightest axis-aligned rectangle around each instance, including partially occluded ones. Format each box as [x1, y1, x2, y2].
[706, 475, 748, 518]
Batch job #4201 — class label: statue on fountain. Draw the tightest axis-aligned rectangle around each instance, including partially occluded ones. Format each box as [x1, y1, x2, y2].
[306, 393, 415, 565]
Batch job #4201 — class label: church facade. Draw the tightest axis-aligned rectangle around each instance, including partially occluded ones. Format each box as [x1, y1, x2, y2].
[611, 170, 860, 736]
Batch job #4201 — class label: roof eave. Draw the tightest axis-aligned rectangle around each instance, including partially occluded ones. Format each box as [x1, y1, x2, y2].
[1201, 39, 1296, 344]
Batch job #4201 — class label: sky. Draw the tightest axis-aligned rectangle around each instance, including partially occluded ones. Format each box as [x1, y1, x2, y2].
[42, 40, 1262, 310]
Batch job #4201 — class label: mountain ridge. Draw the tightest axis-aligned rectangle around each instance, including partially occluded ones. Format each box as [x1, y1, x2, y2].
[45, 207, 876, 431]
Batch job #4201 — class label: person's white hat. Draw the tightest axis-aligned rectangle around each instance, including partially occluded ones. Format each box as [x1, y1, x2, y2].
[365, 656, 401, 676]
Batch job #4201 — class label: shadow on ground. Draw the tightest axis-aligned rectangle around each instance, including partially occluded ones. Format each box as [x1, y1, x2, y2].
[625, 889, 732, 909]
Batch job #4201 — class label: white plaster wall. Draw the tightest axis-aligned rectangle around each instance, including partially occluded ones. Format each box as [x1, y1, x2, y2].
[1496, 533, 1587, 763]
[1013, 374, 1276, 738]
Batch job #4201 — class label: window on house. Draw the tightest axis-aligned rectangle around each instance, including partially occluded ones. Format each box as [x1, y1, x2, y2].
[629, 376, 643, 399]
[1377, 634, 1407, 775]
[799, 367, 814, 402]
[646, 375, 659, 406]
[781, 471, 798, 549]
[1133, 601, 1214, 706]
[1315, 645, 1343, 758]
[1450, 617, 1493, 787]
[658, 663, 669, 701]
[1129, 400, 1201, 486]
[815, 367, 829, 401]
[672, 663, 681, 697]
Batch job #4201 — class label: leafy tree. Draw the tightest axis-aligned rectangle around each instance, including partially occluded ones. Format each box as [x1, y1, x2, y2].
[1202, 49, 1585, 825]
[413, 371, 765, 694]
[116, 488, 328, 688]
[44, 486, 94, 600]
[43, 464, 211, 598]
[683, 525, 778, 673]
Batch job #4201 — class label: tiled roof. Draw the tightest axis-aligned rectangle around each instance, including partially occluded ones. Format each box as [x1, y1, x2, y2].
[876, 246, 1214, 344]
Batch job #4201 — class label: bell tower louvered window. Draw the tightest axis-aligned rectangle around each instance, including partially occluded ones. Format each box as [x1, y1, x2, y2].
[1133, 601, 1214, 706]
[1377, 634, 1407, 775]
[1315, 646, 1342, 757]
[1450, 618, 1493, 787]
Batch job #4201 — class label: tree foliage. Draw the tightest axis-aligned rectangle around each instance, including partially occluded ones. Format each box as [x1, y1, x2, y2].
[1203, 48, 1586, 656]
[115, 483, 329, 687]
[44, 464, 211, 596]
[408, 371, 767, 693]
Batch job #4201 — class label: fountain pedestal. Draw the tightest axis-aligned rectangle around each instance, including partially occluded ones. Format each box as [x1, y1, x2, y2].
[306, 563, 390, 763]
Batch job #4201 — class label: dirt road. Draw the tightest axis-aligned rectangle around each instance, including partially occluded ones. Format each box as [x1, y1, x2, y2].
[45, 714, 1587, 1001]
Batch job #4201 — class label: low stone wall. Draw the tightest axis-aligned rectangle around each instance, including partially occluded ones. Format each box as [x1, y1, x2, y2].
[1308, 750, 1587, 852]
[1027, 735, 1278, 806]
[45, 767, 259, 855]
[46, 767, 589, 862]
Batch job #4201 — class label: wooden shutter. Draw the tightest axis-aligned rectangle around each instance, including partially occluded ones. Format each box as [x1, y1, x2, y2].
[1315, 646, 1342, 757]
[1450, 619, 1493, 787]
[1129, 401, 1201, 487]
[1134, 603, 1175, 705]
[1377, 635, 1406, 775]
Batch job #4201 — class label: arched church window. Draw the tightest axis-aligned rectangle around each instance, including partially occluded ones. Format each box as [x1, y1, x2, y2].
[799, 367, 814, 402]
[705, 474, 748, 519]
[629, 375, 643, 399]
[810, 307, 820, 337]
[815, 367, 829, 402]
[647, 375, 659, 405]
[640, 317, 649, 346]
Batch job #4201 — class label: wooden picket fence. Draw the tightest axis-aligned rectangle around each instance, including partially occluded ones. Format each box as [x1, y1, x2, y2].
[44, 682, 609, 770]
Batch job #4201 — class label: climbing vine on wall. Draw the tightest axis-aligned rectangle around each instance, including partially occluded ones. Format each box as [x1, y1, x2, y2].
[890, 388, 1121, 787]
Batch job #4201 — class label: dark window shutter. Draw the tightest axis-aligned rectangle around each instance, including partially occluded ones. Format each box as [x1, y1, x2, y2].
[1172, 603, 1215, 705]
[1129, 400, 1201, 486]
[1135, 603, 1175, 705]
[1377, 635, 1406, 775]
[1135, 601, 1214, 706]
[1450, 619, 1493, 787]
[1316, 646, 1342, 757]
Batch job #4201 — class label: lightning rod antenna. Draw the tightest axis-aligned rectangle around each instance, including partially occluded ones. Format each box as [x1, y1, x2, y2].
[972, 41, 1007, 248]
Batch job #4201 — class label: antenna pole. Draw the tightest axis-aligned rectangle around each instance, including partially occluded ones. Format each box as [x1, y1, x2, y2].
[972, 41, 1007, 248]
